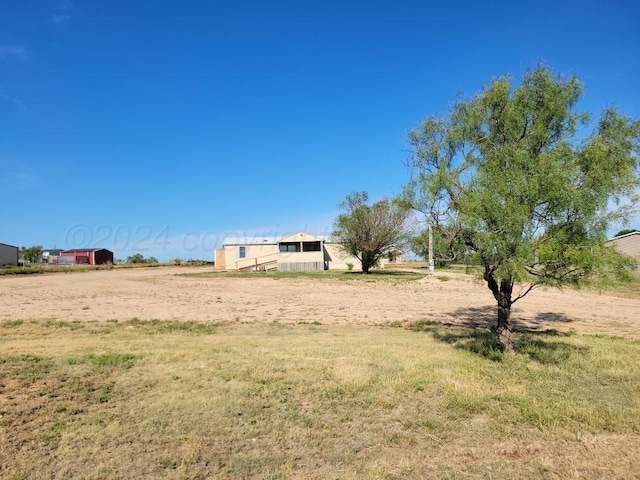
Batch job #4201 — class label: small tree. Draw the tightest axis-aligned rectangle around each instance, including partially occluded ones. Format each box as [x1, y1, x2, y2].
[126, 253, 158, 264]
[20, 245, 43, 263]
[126, 253, 145, 264]
[403, 66, 639, 351]
[332, 191, 409, 274]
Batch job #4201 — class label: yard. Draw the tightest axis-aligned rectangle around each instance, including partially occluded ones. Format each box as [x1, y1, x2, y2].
[1, 266, 639, 478]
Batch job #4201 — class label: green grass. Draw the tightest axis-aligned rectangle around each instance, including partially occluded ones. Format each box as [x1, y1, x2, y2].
[180, 268, 426, 282]
[1, 318, 639, 479]
[0, 263, 166, 276]
[0, 265, 49, 275]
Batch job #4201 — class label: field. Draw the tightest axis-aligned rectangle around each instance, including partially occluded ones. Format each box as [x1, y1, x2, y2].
[1, 266, 639, 479]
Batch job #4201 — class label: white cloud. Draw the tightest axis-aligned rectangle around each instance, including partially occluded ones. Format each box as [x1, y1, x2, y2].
[0, 88, 26, 113]
[51, 14, 71, 24]
[0, 45, 29, 62]
[0, 157, 44, 193]
[7, 171, 43, 191]
[51, 0, 74, 25]
[58, 0, 74, 11]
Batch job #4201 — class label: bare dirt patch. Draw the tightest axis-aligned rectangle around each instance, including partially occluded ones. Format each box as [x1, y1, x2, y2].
[1, 266, 639, 338]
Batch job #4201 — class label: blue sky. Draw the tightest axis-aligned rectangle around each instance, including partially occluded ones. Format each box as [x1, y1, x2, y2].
[1, 0, 639, 261]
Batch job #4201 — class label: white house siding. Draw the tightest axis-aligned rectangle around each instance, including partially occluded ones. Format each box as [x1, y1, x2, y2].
[223, 242, 279, 270]
[218, 232, 403, 272]
[323, 243, 363, 271]
[323, 243, 403, 271]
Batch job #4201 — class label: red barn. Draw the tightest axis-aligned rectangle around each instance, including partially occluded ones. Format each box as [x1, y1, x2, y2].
[60, 248, 114, 265]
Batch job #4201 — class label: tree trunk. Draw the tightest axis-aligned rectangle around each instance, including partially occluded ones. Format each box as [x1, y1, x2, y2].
[484, 267, 515, 352]
[360, 252, 374, 274]
[496, 302, 514, 353]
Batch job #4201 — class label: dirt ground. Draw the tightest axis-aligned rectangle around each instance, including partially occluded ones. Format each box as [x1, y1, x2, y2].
[1, 266, 639, 338]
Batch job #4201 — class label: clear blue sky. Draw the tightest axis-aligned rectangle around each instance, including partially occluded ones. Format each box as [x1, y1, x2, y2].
[1, 0, 639, 261]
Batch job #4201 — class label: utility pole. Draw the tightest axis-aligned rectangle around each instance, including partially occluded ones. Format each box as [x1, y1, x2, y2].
[428, 222, 434, 277]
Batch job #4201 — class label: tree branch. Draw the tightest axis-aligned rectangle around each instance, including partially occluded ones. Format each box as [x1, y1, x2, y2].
[511, 283, 538, 304]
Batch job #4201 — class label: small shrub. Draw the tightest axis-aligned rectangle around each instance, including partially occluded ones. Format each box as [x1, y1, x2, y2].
[43, 320, 84, 330]
[411, 319, 438, 329]
[385, 320, 403, 328]
[346, 263, 354, 271]
[0, 319, 24, 328]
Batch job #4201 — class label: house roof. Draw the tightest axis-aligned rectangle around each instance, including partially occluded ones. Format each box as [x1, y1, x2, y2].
[61, 248, 113, 254]
[223, 232, 329, 246]
[608, 231, 640, 241]
[0, 242, 19, 249]
[223, 236, 279, 246]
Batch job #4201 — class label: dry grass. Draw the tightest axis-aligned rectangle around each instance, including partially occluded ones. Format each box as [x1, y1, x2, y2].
[0, 263, 167, 276]
[180, 268, 426, 282]
[1, 318, 639, 479]
[577, 269, 640, 299]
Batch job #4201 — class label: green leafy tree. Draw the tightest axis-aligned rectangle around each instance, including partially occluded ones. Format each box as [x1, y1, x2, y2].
[410, 226, 474, 266]
[20, 245, 43, 263]
[126, 253, 145, 264]
[126, 253, 159, 264]
[403, 66, 640, 351]
[332, 191, 409, 274]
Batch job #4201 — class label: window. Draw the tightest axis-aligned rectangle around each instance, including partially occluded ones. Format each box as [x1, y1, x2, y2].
[279, 242, 301, 253]
[239, 246, 247, 258]
[302, 241, 321, 252]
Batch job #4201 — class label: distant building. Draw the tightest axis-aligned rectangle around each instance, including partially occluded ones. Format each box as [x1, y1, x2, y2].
[214, 231, 402, 272]
[43, 248, 64, 264]
[0, 242, 19, 266]
[607, 231, 640, 259]
[60, 248, 114, 265]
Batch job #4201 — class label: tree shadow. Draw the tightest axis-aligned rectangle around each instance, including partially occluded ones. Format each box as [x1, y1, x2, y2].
[442, 306, 575, 333]
[407, 314, 586, 364]
[523, 312, 575, 332]
[441, 306, 495, 329]
[341, 269, 423, 277]
[514, 334, 587, 364]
